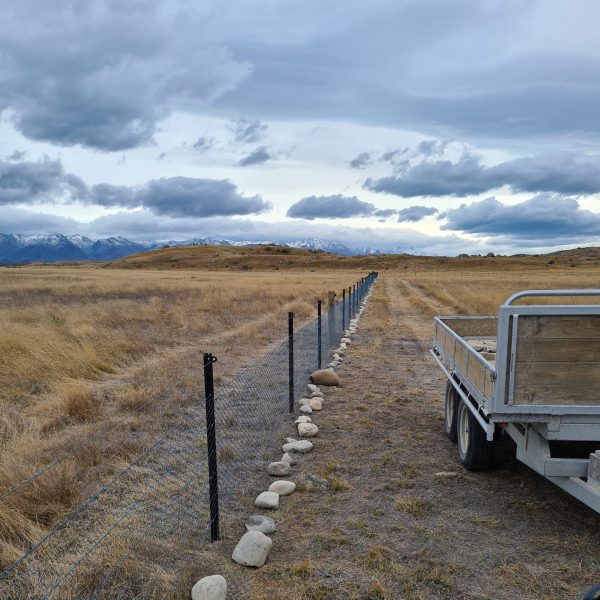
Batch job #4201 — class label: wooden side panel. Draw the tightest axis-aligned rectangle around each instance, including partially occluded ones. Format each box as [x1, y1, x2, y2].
[513, 315, 600, 406]
[441, 317, 497, 337]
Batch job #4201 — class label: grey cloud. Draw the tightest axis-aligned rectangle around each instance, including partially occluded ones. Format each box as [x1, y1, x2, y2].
[0, 207, 80, 234]
[440, 195, 600, 240]
[229, 119, 268, 144]
[366, 151, 600, 198]
[0, 157, 87, 204]
[373, 209, 397, 218]
[397, 205, 438, 222]
[193, 137, 215, 152]
[349, 152, 372, 169]
[7, 150, 26, 162]
[0, 2, 250, 151]
[0, 157, 270, 218]
[287, 194, 375, 220]
[237, 146, 272, 166]
[380, 148, 409, 163]
[136, 178, 270, 217]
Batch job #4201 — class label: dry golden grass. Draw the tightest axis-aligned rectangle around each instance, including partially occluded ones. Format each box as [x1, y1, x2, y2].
[0, 262, 365, 568]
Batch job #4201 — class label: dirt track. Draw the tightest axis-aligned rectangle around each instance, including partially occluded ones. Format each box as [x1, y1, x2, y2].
[232, 273, 600, 600]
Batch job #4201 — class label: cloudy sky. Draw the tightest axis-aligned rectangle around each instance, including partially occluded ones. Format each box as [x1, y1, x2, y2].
[1, 0, 599, 255]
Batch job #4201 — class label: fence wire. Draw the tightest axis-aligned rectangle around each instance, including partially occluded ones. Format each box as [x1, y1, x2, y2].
[0, 274, 377, 599]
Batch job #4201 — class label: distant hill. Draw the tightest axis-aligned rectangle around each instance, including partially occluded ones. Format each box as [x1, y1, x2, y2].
[108, 243, 600, 271]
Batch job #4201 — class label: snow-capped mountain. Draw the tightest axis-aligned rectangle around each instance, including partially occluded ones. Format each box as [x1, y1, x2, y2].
[0, 233, 405, 264]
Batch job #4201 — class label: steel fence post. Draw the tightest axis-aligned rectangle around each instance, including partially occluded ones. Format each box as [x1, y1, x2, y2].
[288, 312, 294, 413]
[342, 288, 346, 331]
[203, 352, 219, 542]
[317, 300, 322, 369]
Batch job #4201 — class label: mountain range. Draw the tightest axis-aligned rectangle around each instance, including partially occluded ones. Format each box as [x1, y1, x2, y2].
[0, 233, 395, 264]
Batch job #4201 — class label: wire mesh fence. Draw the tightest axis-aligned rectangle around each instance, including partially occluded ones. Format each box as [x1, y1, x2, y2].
[0, 272, 377, 599]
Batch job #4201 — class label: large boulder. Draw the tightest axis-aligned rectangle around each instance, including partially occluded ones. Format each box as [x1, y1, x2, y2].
[191, 575, 227, 600]
[232, 531, 273, 567]
[310, 369, 340, 386]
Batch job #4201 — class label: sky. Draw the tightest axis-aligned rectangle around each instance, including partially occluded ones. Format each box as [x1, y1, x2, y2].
[1, 0, 600, 255]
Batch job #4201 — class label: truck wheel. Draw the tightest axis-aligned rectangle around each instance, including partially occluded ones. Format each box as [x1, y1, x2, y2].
[457, 399, 494, 471]
[444, 381, 459, 442]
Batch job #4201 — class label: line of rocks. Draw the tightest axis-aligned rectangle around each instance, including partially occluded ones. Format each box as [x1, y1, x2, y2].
[191, 286, 375, 599]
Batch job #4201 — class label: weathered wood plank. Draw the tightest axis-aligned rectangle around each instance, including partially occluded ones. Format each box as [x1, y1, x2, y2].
[515, 362, 600, 387]
[513, 385, 600, 406]
[516, 338, 600, 363]
[441, 317, 497, 337]
[518, 315, 600, 339]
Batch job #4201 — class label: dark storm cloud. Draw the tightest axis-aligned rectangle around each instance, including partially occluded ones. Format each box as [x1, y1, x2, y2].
[397, 205, 438, 222]
[237, 146, 272, 166]
[229, 119, 268, 144]
[6, 150, 26, 162]
[0, 157, 87, 204]
[366, 151, 600, 198]
[287, 195, 375, 220]
[440, 195, 600, 240]
[0, 2, 250, 151]
[349, 152, 372, 169]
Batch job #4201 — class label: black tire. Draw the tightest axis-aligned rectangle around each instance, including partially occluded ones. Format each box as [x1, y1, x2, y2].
[444, 381, 459, 443]
[457, 399, 494, 471]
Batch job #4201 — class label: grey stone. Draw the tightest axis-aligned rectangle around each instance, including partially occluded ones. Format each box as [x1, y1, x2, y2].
[281, 452, 298, 466]
[299, 405, 313, 414]
[282, 440, 314, 454]
[245, 515, 277, 534]
[295, 415, 312, 424]
[298, 423, 319, 437]
[307, 383, 320, 393]
[232, 531, 273, 567]
[308, 398, 323, 411]
[267, 462, 291, 476]
[311, 390, 324, 398]
[268, 480, 296, 496]
[285, 437, 297, 443]
[434, 471, 460, 478]
[191, 575, 227, 600]
[254, 491, 279, 509]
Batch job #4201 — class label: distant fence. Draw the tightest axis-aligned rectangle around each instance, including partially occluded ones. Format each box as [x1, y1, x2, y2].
[0, 272, 378, 599]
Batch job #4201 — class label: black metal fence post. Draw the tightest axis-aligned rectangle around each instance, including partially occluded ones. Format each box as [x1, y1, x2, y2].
[288, 312, 294, 413]
[317, 300, 322, 369]
[342, 288, 346, 331]
[203, 352, 219, 542]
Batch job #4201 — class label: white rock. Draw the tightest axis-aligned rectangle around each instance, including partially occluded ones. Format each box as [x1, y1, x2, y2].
[298, 398, 311, 407]
[245, 515, 277, 534]
[282, 440, 314, 454]
[328, 361, 338, 368]
[232, 531, 273, 567]
[332, 353, 341, 361]
[299, 405, 313, 414]
[297, 423, 319, 437]
[286, 437, 298, 443]
[307, 384, 320, 393]
[267, 462, 291, 476]
[191, 575, 227, 600]
[281, 452, 298, 466]
[308, 398, 323, 411]
[268, 480, 296, 496]
[254, 491, 280, 509]
[339, 342, 347, 349]
[295, 415, 312, 423]
[341, 338, 351, 344]
[311, 390, 324, 398]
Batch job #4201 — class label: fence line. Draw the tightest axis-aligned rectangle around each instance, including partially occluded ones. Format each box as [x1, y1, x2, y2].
[0, 272, 378, 598]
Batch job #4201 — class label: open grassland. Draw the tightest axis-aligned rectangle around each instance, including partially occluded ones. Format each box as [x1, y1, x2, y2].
[0, 263, 363, 568]
[3, 244, 600, 596]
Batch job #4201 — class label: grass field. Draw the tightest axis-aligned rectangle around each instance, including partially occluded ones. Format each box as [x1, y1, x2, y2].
[0, 262, 363, 567]
[2, 244, 600, 597]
